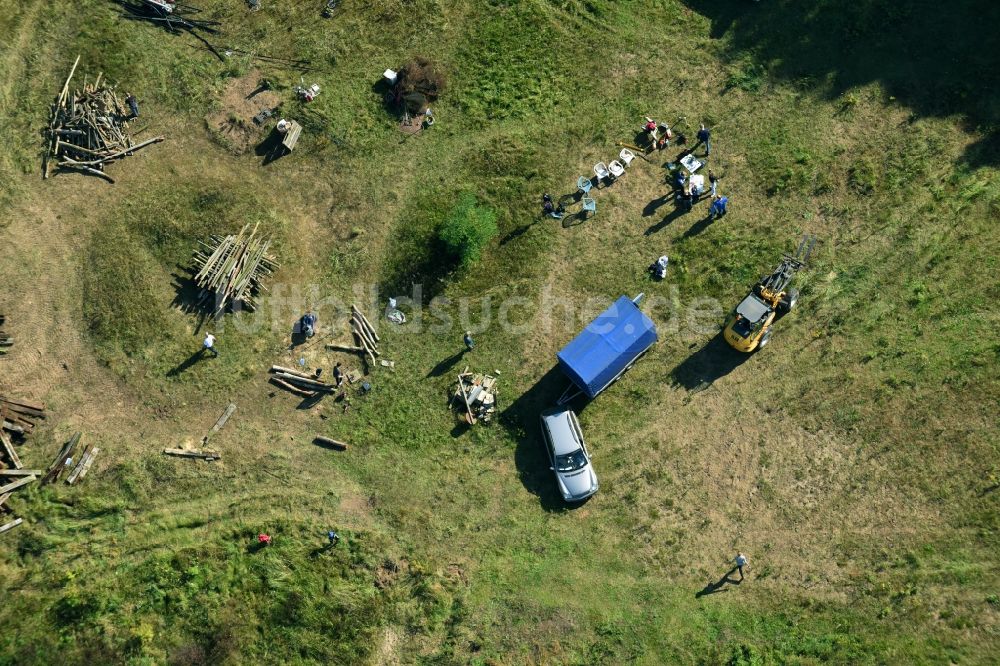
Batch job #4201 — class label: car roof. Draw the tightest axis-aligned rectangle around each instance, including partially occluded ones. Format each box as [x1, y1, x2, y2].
[541, 408, 583, 455]
[736, 293, 770, 322]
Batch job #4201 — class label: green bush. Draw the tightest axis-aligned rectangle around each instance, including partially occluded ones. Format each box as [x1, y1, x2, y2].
[438, 194, 498, 268]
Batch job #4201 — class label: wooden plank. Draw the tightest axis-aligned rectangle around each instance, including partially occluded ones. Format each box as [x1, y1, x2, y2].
[313, 436, 348, 451]
[203, 403, 236, 442]
[43, 432, 80, 484]
[0, 397, 46, 412]
[0, 518, 23, 535]
[66, 447, 99, 485]
[0, 405, 21, 469]
[0, 475, 36, 495]
[163, 448, 220, 460]
[281, 121, 302, 151]
[0, 492, 10, 509]
[0, 469, 42, 477]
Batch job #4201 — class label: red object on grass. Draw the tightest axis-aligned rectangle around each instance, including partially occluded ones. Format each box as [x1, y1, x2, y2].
[258, 533, 272, 545]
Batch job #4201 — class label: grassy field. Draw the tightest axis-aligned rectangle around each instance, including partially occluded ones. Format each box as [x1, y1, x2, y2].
[0, 0, 998, 663]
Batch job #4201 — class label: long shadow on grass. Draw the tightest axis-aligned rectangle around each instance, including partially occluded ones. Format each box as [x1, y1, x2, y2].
[645, 204, 689, 236]
[166, 349, 211, 377]
[669, 333, 750, 391]
[681, 0, 1000, 166]
[171, 268, 215, 333]
[501, 366, 589, 512]
[695, 570, 741, 598]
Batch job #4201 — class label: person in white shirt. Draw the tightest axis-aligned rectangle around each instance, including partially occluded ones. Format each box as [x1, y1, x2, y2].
[203, 333, 218, 358]
[734, 552, 748, 580]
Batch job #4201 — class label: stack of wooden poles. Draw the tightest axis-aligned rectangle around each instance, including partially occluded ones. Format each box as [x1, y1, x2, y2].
[268, 365, 336, 398]
[326, 305, 381, 367]
[43, 56, 164, 182]
[0, 314, 11, 355]
[1, 396, 48, 536]
[192, 223, 278, 315]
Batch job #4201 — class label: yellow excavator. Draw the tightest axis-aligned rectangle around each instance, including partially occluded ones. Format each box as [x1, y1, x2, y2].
[723, 235, 815, 352]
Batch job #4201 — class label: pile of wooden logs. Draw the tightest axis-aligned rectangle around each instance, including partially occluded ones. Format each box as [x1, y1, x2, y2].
[268, 365, 336, 398]
[326, 304, 381, 366]
[0, 314, 11, 354]
[44, 56, 164, 182]
[1, 397, 45, 536]
[192, 223, 278, 315]
[451, 368, 499, 425]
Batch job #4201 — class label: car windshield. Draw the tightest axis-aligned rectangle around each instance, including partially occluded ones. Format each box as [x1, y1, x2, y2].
[555, 448, 588, 472]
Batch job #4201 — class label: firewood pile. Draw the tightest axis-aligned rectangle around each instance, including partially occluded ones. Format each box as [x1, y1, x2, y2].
[0, 314, 11, 355]
[43, 56, 164, 182]
[192, 223, 278, 315]
[0, 396, 49, 535]
[325, 305, 382, 367]
[451, 368, 499, 425]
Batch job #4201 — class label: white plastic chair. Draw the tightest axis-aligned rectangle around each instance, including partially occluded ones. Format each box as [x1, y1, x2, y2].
[594, 162, 610, 183]
[619, 148, 636, 167]
[609, 160, 625, 179]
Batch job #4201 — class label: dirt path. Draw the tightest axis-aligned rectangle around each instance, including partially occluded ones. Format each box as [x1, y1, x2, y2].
[0, 0, 44, 112]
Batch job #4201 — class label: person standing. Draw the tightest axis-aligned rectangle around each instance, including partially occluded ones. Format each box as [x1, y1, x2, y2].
[327, 531, 340, 547]
[734, 552, 749, 580]
[709, 195, 728, 220]
[333, 362, 344, 387]
[708, 170, 719, 197]
[463, 331, 475, 352]
[695, 124, 711, 156]
[202, 332, 218, 358]
[126, 93, 139, 119]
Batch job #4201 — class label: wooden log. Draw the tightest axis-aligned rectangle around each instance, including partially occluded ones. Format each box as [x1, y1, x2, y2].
[163, 448, 220, 460]
[351, 305, 380, 343]
[0, 492, 10, 509]
[0, 475, 36, 495]
[269, 377, 317, 398]
[66, 447, 99, 485]
[313, 436, 348, 451]
[203, 403, 236, 442]
[325, 343, 366, 354]
[0, 518, 23, 535]
[270, 365, 318, 380]
[352, 318, 379, 352]
[272, 372, 334, 391]
[0, 469, 42, 477]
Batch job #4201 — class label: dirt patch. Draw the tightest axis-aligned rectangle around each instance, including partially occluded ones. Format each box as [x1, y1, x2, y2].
[207, 72, 281, 155]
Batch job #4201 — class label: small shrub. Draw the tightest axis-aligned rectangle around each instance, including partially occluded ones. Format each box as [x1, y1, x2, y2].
[726, 61, 765, 93]
[437, 195, 498, 268]
[848, 156, 878, 195]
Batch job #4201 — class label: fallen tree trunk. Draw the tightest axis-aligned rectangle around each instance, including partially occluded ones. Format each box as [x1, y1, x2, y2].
[313, 436, 348, 451]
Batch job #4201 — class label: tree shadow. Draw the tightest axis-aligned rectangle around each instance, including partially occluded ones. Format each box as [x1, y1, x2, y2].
[426, 350, 466, 378]
[681, 0, 1000, 166]
[501, 366, 589, 512]
[695, 570, 742, 598]
[669, 333, 751, 391]
[166, 349, 210, 377]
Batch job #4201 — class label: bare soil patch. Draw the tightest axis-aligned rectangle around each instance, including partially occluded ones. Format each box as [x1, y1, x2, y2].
[207, 72, 281, 155]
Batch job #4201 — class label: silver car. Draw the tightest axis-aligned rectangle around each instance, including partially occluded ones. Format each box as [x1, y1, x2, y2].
[540, 408, 599, 502]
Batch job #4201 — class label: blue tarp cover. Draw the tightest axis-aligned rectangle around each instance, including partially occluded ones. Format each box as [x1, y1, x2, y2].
[557, 296, 658, 398]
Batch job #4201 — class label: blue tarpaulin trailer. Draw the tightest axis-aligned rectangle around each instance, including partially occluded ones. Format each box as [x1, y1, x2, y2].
[557, 295, 658, 401]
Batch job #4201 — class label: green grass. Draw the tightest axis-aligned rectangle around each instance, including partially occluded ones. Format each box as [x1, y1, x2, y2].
[0, 0, 998, 664]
